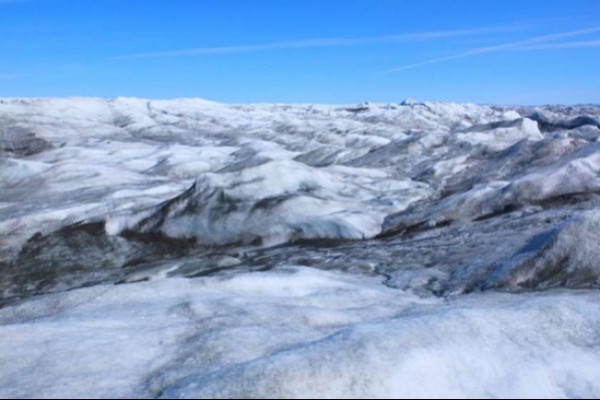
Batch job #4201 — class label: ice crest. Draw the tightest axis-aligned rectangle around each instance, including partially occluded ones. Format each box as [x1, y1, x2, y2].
[400, 97, 420, 106]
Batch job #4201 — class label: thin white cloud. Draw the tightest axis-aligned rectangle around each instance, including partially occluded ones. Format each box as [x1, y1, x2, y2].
[517, 39, 600, 50]
[119, 25, 523, 59]
[382, 27, 600, 73]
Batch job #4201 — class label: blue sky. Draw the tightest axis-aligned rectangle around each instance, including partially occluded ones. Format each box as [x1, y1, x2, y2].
[0, 0, 599, 104]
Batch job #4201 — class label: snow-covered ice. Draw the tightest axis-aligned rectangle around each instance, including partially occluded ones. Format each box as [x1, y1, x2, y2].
[1, 97, 600, 398]
[2, 268, 600, 399]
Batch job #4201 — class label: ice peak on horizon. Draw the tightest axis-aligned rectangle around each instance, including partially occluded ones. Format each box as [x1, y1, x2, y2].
[401, 97, 421, 106]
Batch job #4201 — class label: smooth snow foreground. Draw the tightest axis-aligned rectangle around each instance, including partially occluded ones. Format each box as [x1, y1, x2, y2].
[2, 268, 600, 398]
[1, 98, 600, 398]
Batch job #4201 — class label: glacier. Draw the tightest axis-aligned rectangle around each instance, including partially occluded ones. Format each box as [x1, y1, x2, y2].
[1, 97, 600, 398]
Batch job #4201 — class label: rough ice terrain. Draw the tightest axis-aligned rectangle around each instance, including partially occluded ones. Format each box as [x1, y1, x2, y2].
[1, 98, 600, 398]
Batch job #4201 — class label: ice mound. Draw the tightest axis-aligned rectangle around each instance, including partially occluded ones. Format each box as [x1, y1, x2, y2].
[383, 140, 600, 234]
[1, 267, 600, 398]
[529, 111, 600, 132]
[459, 211, 600, 292]
[400, 97, 421, 106]
[457, 117, 543, 151]
[107, 160, 386, 246]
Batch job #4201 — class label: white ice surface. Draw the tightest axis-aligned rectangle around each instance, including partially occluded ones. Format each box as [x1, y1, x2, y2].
[2, 98, 600, 398]
[1, 267, 599, 399]
[457, 118, 543, 151]
[1, 98, 514, 253]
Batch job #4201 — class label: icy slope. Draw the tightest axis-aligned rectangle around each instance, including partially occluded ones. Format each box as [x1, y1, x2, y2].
[1, 98, 600, 398]
[1, 98, 599, 298]
[1, 98, 452, 257]
[0, 98, 546, 255]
